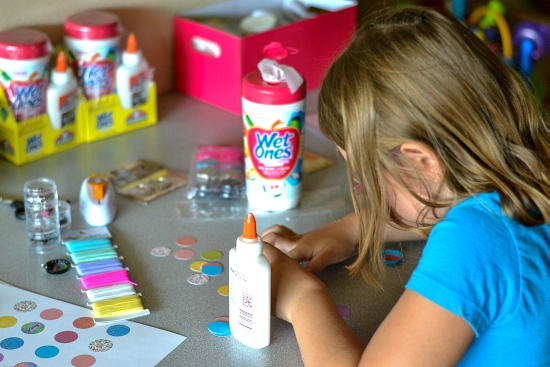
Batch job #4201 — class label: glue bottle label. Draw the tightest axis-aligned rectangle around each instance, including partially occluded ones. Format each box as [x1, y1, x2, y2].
[129, 70, 148, 107]
[229, 264, 254, 331]
[243, 99, 305, 211]
[58, 90, 78, 127]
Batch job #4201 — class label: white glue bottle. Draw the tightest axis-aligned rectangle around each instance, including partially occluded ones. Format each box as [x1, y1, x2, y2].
[47, 52, 78, 129]
[229, 212, 271, 349]
[116, 33, 148, 109]
[242, 42, 306, 211]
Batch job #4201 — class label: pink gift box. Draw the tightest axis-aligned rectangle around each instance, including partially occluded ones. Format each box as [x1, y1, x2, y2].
[173, 1, 357, 115]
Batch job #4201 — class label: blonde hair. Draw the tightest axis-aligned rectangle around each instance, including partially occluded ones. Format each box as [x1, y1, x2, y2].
[318, 6, 550, 282]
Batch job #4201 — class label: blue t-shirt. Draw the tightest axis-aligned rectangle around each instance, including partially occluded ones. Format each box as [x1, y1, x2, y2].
[406, 192, 550, 366]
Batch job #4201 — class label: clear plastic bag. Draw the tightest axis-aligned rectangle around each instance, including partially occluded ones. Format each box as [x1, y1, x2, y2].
[186, 145, 246, 200]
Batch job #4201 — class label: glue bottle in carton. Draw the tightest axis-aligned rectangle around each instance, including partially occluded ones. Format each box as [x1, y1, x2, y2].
[242, 42, 306, 211]
[47, 52, 78, 129]
[229, 212, 271, 349]
[116, 33, 149, 109]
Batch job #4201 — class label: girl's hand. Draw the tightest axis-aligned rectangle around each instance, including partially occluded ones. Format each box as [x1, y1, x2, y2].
[261, 212, 359, 274]
[262, 242, 328, 323]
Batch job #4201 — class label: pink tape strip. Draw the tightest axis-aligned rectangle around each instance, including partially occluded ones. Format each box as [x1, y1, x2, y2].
[80, 269, 137, 290]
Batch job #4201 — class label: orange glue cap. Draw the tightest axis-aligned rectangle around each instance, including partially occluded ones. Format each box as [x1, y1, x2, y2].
[126, 33, 137, 54]
[56, 52, 67, 73]
[242, 212, 257, 239]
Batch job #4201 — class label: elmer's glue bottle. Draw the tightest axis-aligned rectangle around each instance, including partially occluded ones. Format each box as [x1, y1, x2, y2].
[116, 33, 148, 109]
[242, 42, 306, 211]
[229, 212, 271, 349]
[47, 52, 78, 129]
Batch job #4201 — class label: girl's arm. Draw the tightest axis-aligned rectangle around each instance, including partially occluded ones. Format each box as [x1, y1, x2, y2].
[263, 243, 475, 367]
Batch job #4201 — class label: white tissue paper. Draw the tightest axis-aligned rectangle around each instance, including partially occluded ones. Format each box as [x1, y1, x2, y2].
[258, 58, 304, 94]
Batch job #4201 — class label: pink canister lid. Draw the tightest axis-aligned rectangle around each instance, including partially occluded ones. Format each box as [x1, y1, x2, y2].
[0, 28, 51, 60]
[65, 11, 122, 40]
[243, 70, 306, 105]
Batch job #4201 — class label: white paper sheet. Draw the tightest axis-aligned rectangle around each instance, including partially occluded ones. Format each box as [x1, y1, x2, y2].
[0, 283, 186, 367]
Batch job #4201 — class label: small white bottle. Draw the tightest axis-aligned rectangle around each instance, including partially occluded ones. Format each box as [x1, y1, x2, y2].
[116, 33, 148, 109]
[229, 212, 271, 349]
[47, 52, 78, 129]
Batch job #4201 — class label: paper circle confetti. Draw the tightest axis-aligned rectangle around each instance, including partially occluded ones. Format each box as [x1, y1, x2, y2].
[71, 354, 96, 367]
[0, 337, 24, 349]
[202, 264, 223, 277]
[40, 308, 63, 320]
[208, 320, 231, 337]
[35, 345, 59, 358]
[107, 324, 130, 337]
[150, 246, 171, 257]
[0, 316, 17, 328]
[73, 317, 95, 329]
[218, 285, 229, 296]
[213, 316, 230, 323]
[201, 250, 223, 261]
[88, 339, 113, 352]
[190, 260, 207, 272]
[55, 330, 78, 343]
[175, 236, 197, 247]
[21, 322, 45, 334]
[382, 249, 403, 266]
[14, 300, 37, 312]
[337, 306, 351, 318]
[13, 363, 36, 367]
[174, 249, 195, 260]
[187, 273, 209, 285]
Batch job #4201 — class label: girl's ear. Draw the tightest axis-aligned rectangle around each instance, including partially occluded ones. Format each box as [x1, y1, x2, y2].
[399, 142, 445, 181]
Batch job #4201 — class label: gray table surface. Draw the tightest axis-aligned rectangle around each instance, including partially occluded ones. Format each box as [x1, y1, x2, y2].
[0, 92, 424, 366]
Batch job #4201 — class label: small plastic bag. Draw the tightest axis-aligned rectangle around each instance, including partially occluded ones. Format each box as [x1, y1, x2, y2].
[186, 145, 245, 200]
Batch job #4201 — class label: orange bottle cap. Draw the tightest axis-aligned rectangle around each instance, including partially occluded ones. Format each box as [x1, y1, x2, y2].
[242, 212, 257, 239]
[126, 33, 137, 54]
[87, 174, 108, 201]
[56, 52, 67, 73]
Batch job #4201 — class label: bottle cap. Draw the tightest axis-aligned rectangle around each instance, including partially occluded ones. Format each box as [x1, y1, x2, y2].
[87, 175, 108, 201]
[263, 42, 298, 61]
[242, 70, 306, 105]
[126, 33, 137, 54]
[242, 212, 257, 240]
[55, 52, 68, 73]
[0, 28, 51, 60]
[65, 11, 122, 40]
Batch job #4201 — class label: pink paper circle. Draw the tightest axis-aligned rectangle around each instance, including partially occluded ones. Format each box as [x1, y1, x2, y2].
[40, 308, 63, 320]
[174, 249, 195, 260]
[55, 330, 79, 343]
[71, 354, 96, 367]
[73, 317, 95, 329]
[175, 236, 197, 247]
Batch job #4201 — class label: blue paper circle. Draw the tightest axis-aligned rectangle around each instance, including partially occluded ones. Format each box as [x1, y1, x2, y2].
[35, 345, 59, 358]
[0, 337, 24, 350]
[202, 264, 223, 276]
[107, 324, 130, 337]
[208, 321, 231, 337]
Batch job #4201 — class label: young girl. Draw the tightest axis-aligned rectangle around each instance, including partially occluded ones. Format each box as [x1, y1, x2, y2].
[261, 6, 550, 367]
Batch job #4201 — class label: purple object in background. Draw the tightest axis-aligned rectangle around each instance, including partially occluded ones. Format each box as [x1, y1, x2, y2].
[512, 21, 549, 61]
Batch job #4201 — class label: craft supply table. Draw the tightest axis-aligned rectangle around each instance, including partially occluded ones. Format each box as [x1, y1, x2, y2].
[0, 93, 424, 366]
